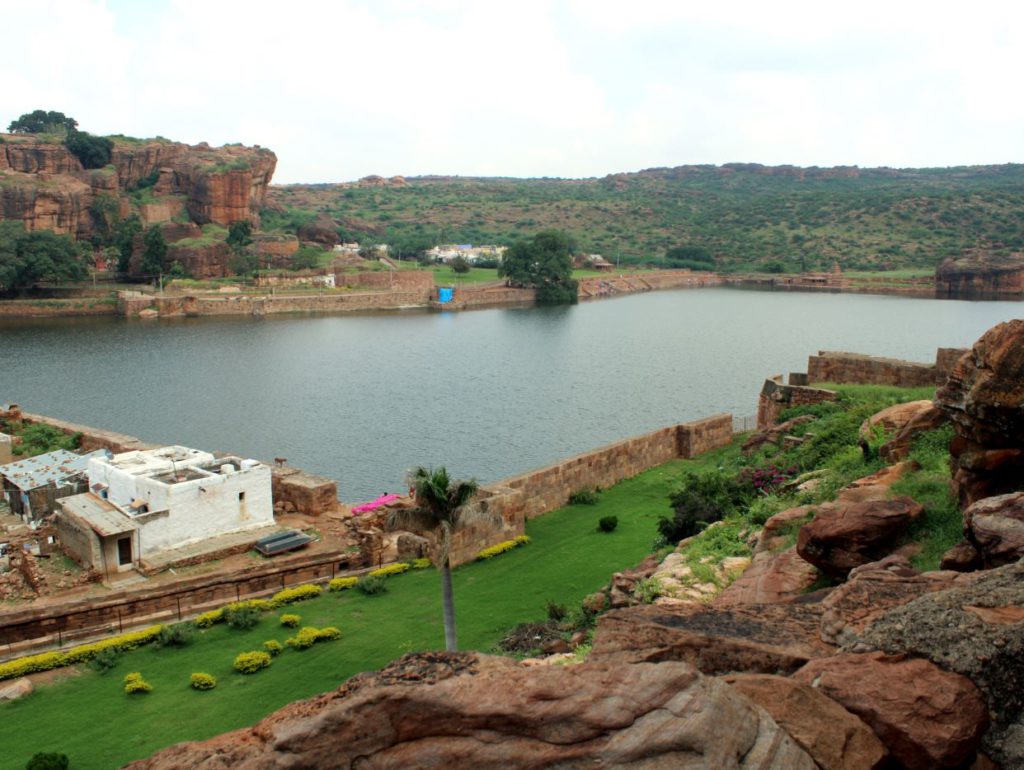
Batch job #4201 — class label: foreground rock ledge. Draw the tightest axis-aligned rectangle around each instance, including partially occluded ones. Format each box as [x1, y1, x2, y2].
[126, 651, 814, 769]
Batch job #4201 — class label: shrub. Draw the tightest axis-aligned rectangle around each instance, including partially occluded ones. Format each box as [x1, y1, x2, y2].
[224, 603, 261, 630]
[26, 753, 69, 770]
[193, 609, 224, 629]
[271, 584, 322, 606]
[477, 536, 530, 560]
[545, 601, 568, 622]
[328, 576, 358, 592]
[317, 626, 342, 641]
[450, 255, 471, 273]
[0, 625, 163, 682]
[568, 488, 600, 505]
[279, 614, 301, 628]
[263, 639, 283, 656]
[189, 672, 217, 690]
[634, 578, 663, 604]
[155, 622, 195, 647]
[368, 562, 410, 579]
[123, 671, 152, 695]
[355, 575, 387, 596]
[286, 626, 342, 651]
[598, 515, 618, 533]
[89, 647, 120, 673]
[412, 557, 433, 569]
[233, 651, 272, 674]
[65, 130, 113, 169]
[658, 469, 750, 544]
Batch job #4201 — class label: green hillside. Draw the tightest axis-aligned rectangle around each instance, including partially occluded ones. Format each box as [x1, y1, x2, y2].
[266, 163, 1024, 272]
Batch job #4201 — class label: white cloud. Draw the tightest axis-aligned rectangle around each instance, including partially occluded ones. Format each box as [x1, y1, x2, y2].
[2, 0, 1023, 181]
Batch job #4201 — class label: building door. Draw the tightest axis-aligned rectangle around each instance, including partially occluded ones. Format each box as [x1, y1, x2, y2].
[117, 536, 133, 567]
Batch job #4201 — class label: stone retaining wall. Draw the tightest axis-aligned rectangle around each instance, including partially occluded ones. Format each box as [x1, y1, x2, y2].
[755, 378, 838, 430]
[807, 348, 968, 387]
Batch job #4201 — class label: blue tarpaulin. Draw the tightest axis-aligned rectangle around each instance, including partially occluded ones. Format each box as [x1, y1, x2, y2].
[438, 287, 454, 303]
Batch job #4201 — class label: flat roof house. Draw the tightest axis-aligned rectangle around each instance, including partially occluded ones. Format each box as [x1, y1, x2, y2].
[0, 449, 112, 525]
[57, 446, 274, 576]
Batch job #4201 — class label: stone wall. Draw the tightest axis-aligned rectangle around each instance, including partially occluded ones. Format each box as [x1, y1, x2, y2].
[340, 270, 435, 292]
[0, 549, 351, 658]
[20, 412, 158, 454]
[807, 348, 967, 387]
[755, 378, 838, 430]
[270, 466, 339, 516]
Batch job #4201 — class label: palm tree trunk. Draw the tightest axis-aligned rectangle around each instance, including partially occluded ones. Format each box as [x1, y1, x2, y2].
[440, 559, 458, 652]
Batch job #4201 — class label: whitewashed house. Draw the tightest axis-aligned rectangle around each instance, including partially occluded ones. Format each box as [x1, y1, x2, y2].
[57, 446, 274, 575]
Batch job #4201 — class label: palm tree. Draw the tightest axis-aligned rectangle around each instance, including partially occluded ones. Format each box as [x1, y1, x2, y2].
[389, 466, 482, 652]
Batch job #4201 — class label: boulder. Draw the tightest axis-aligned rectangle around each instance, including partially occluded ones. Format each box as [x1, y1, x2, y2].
[794, 652, 989, 770]
[742, 414, 816, 454]
[126, 651, 815, 769]
[755, 505, 816, 553]
[796, 497, 924, 579]
[0, 677, 33, 702]
[963, 491, 1024, 566]
[879, 402, 949, 462]
[715, 547, 820, 606]
[858, 399, 935, 441]
[939, 540, 984, 572]
[724, 673, 887, 770]
[856, 560, 1024, 767]
[833, 462, 919, 504]
[591, 602, 834, 675]
[936, 319, 1024, 506]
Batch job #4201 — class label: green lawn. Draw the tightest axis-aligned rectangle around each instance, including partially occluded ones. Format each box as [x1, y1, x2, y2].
[0, 459, 693, 770]
[431, 266, 501, 285]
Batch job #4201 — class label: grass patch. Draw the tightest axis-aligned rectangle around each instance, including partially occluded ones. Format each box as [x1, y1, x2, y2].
[431, 266, 501, 285]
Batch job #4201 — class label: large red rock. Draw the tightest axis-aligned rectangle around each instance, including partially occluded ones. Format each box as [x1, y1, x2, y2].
[126, 652, 816, 769]
[591, 602, 834, 675]
[716, 547, 820, 606]
[796, 497, 923, 579]
[963, 491, 1024, 566]
[724, 673, 887, 770]
[879, 402, 949, 462]
[936, 319, 1024, 505]
[794, 652, 989, 770]
[858, 400, 935, 441]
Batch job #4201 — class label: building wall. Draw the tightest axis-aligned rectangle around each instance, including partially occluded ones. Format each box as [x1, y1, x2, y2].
[132, 464, 274, 555]
[56, 511, 106, 574]
[0, 433, 12, 465]
[755, 378, 838, 429]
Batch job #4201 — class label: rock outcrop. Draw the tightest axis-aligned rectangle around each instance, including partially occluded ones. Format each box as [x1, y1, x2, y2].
[937, 319, 1024, 506]
[125, 651, 816, 770]
[796, 497, 923, 578]
[0, 134, 276, 241]
[793, 652, 989, 770]
[963, 491, 1024, 566]
[936, 251, 1024, 297]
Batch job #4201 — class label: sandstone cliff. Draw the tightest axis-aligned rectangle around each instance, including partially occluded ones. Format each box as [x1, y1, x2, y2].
[935, 251, 1024, 297]
[0, 134, 276, 238]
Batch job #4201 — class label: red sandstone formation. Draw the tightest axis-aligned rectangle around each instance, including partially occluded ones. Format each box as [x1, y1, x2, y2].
[0, 134, 276, 256]
[936, 251, 1024, 297]
[793, 652, 989, 770]
[936, 319, 1024, 506]
[796, 497, 923, 579]
[125, 652, 816, 769]
[962, 491, 1024, 566]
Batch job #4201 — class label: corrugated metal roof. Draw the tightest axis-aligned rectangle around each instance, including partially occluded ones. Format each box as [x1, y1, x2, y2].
[60, 493, 137, 537]
[0, 449, 111, 492]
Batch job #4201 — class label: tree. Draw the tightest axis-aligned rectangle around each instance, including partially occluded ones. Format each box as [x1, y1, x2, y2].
[498, 230, 578, 304]
[0, 222, 87, 295]
[227, 220, 253, 250]
[8, 110, 77, 135]
[291, 246, 321, 271]
[64, 131, 113, 169]
[388, 467, 487, 651]
[112, 214, 142, 273]
[665, 245, 714, 269]
[140, 226, 167, 279]
[450, 255, 471, 274]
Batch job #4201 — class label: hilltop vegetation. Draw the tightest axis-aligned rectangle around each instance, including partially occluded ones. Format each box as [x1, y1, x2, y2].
[267, 163, 1024, 272]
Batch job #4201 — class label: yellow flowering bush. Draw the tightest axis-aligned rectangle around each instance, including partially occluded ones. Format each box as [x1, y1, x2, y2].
[0, 625, 164, 682]
[123, 671, 152, 695]
[368, 562, 411, 579]
[279, 614, 301, 628]
[233, 650, 272, 674]
[189, 672, 217, 690]
[285, 625, 342, 650]
[263, 639, 283, 656]
[328, 576, 358, 591]
[193, 609, 224, 629]
[412, 557, 433, 569]
[270, 584, 322, 606]
[477, 536, 531, 560]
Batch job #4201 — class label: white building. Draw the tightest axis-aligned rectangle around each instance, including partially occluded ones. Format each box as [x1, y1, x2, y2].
[57, 446, 274, 575]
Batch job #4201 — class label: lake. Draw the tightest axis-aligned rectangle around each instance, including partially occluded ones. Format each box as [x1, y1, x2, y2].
[1, 288, 1021, 501]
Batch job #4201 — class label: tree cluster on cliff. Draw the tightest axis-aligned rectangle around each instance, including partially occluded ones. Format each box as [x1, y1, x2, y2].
[499, 230, 579, 304]
[8, 108, 113, 169]
[0, 222, 88, 295]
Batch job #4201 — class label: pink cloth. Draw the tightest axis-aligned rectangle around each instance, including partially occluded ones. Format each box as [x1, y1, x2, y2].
[351, 493, 402, 513]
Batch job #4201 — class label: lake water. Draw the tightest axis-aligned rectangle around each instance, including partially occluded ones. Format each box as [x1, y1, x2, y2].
[1, 288, 1021, 501]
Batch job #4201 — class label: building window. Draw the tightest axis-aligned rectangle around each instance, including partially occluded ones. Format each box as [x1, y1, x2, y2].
[238, 491, 245, 501]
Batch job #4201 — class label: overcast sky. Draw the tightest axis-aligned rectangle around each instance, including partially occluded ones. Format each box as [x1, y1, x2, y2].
[3, 0, 1022, 184]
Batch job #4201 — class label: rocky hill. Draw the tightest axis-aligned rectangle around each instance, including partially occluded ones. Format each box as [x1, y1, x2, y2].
[0, 134, 276, 277]
[267, 163, 1024, 274]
